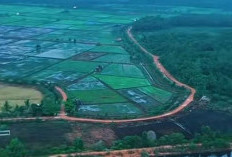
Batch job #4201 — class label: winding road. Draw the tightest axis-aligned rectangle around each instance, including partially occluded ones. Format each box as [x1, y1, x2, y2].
[0, 27, 196, 124]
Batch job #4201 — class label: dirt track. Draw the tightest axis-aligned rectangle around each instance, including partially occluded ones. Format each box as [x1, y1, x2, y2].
[0, 27, 196, 124]
[57, 27, 196, 123]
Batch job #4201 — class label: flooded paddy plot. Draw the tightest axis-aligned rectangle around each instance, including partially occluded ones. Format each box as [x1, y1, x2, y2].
[28, 70, 83, 85]
[0, 4, 46, 14]
[37, 29, 118, 44]
[0, 45, 35, 55]
[90, 45, 129, 54]
[94, 54, 131, 64]
[49, 60, 108, 73]
[6, 18, 54, 27]
[0, 26, 20, 34]
[35, 43, 94, 59]
[67, 76, 106, 91]
[1, 27, 54, 39]
[78, 103, 143, 118]
[10, 40, 55, 49]
[72, 52, 106, 61]
[0, 54, 59, 78]
[0, 38, 16, 45]
[119, 89, 162, 112]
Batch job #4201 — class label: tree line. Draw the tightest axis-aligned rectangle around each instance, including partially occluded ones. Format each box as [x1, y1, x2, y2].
[131, 14, 232, 113]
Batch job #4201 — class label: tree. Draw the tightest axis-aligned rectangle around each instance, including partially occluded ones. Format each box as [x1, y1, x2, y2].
[24, 99, 30, 110]
[74, 138, 84, 151]
[112, 136, 143, 149]
[92, 140, 106, 151]
[65, 99, 75, 114]
[31, 103, 42, 116]
[158, 133, 186, 145]
[2, 101, 11, 112]
[41, 98, 59, 116]
[6, 138, 27, 157]
[0, 148, 8, 157]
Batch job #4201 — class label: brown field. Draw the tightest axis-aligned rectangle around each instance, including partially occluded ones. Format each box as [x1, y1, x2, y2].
[0, 83, 43, 110]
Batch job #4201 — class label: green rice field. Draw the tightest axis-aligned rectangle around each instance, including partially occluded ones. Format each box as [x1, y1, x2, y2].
[0, 3, 186, 118]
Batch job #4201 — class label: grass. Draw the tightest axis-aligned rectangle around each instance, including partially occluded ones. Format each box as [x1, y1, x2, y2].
[139, 86, 173, 103]
[94, 75, 150, 89]
[68, 89, 127, 104]
[0, 83, 43, 110]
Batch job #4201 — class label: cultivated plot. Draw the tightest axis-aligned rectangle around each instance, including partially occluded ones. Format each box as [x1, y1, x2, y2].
[78, 103, 143, 117]
[0, 4, 181, 119]
[94, 75, 150, 89]
[100, 64, 146, 78]
[0, 83, 42, 110]
[68, 89, 127, 104]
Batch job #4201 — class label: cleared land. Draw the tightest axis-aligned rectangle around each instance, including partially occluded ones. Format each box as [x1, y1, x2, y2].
[0, 83, 43, 110]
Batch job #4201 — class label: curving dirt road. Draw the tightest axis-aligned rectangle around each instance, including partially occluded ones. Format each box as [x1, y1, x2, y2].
[54, 26, 196, 123]
[0, 27, 196, 124]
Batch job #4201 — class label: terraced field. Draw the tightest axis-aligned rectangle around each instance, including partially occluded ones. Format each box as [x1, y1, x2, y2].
[0, 4, 192, 118]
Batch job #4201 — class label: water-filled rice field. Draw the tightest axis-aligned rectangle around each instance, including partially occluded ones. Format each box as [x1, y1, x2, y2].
[0, 4, 182, 118]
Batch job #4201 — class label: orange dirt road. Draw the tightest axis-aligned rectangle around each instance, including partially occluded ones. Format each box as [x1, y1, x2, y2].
[55, 27, 196, 124]
[50, 144, 209, 157]
[0, 27, 196, 124]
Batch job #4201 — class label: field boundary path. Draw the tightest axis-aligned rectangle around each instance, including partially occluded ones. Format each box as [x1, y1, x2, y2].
[0, 26, 196, 124]
[50, 143, 232, 157]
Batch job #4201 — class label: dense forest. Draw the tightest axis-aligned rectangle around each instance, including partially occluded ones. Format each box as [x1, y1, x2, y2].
[132, 14, 232, 113]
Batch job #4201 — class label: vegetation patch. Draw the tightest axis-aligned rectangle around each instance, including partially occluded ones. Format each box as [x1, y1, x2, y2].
[68, 89, 127, 104]
[133, 14, 232, 112]
[139, 86, 173, 104]
[78, 103, 143, 117]
[119, 89, 162, 112]
[67, 76, 106, 91]
[0, 84, 42, 111]
[90, 45, 128, 54]
[94, 54, 131, 64]
[49, 60, 107, 73]
[101, 64, 146, 78]
[72, 52, 106, 61]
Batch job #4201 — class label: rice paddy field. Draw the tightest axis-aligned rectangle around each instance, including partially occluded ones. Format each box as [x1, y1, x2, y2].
[0, 3, 217, 118]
